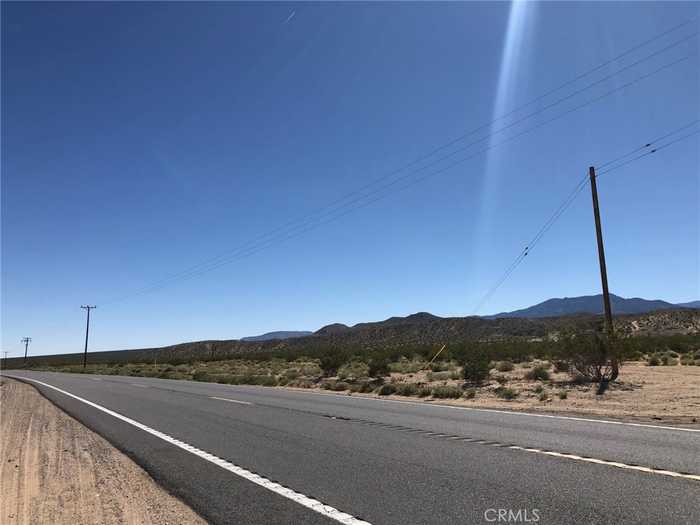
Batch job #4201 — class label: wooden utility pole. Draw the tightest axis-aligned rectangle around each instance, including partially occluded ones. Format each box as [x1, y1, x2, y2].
[589, 167, 614, 336]
[81, 305, 96, 369]
[21, 337, 31, 363]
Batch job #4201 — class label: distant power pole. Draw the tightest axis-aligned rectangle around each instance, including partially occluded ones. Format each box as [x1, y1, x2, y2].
[81, 305, 97, 368]
[588, 167, 614, 336]
[21, 337, 32, 363]
[2, 351, 9, 369]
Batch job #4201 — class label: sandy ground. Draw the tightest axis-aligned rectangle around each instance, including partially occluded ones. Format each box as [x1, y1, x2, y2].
[287, 361, 700, 426]
[399, 362, 700, 425]
[0, 378, 205, 525]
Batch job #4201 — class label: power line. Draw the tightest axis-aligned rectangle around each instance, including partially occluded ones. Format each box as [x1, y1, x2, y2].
[102, 23, 698, 305]
[473, 121, 700, 314]
[104, 51, 696, 305]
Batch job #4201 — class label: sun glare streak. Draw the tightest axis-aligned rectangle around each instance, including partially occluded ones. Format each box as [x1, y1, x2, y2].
[472, 0, 537, 288]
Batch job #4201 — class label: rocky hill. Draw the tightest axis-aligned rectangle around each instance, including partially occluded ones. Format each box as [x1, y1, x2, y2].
[17, 308, 699, 368]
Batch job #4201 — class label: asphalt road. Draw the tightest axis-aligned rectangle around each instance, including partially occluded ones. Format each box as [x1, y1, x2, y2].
[4, 371, 699, 524]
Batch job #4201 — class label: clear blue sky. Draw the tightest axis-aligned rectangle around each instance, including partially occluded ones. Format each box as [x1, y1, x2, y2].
[2, 2, 698, 356]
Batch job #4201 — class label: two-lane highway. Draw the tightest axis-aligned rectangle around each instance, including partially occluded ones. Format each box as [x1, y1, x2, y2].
[5, 371, 699, 524]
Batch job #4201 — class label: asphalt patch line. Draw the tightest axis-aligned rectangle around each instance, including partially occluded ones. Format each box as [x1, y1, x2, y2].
[19, 377, 371, 525]
[210, 396, 253, 406]
[322, 411, 700, 483]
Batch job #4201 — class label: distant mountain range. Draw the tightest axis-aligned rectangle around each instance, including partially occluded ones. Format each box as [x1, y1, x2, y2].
[241, 330, 313, 342]
[15, 295, 699, 367]
[488, 294, 699, 319]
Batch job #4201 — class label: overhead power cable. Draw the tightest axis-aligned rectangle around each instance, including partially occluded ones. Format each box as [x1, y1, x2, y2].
[103, 52, 696, 306]
[101, 22, 698, 305]
[472, 120, 700, 314]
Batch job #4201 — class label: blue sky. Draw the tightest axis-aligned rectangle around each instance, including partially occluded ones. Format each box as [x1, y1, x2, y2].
[2, 2, 698, 356]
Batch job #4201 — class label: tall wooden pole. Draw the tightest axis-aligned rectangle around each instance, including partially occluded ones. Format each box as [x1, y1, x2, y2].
[81, 305, 96, 369]
[589, 167, 614, 336]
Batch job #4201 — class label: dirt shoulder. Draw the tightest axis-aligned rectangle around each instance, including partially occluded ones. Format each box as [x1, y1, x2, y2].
[281, 362, 700, 426]
[0, 377, 205, 525]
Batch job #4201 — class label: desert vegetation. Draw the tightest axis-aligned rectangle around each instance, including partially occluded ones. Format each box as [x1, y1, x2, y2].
[22, 332, 699, 417]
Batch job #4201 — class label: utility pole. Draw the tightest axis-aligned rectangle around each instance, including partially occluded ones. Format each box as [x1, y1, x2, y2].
[81, 305, 96, 369]
[21, 337, 32, 363]
[588, 167, 614, 336]
[2, 351, 9, 370]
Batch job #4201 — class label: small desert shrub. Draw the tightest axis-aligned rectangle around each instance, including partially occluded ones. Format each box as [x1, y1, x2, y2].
[253, 375, 278, 386]
[538, 391, 548, 402]
[533, 384, 544, 394]
[495, 361, 514, 372]
[388, 357, 424, 374]
[524, 366, 550, 381]
[647, 354, 661, 366]
[193, 370, 214, 382]
[660, 354, 678, 366]
[553, 360, 569, 373]
[377, 384, 397, 396]
[417, 386, 433, 398]
[395, 383, 419, 396]
[495, 387, 519, 400]
[428, 361, 450, 372]
[282, 369, 299, 380]
[463, 388, 476, 399]
[427, 371, 450, 382]
[449, 370, 463, 380]
[349, 381, 373, 393]
[337, 361, 369, 382]
[368, 357, 390, 378]
[331, 381, 350, 391]
[461, 352, 491, 384]
[494, 375, 509, 385]
[558, 390, 568, 400]
[431, 385, 462, 399]
[570, 374, 589, 385]
[561, 332, 620, 383]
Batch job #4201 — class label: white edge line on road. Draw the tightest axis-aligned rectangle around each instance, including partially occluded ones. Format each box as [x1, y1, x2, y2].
[210, 396, 253, 406]
[17, 377, 371, 525]
[264, 386, 700, 433]
[505, 445, 700, 482]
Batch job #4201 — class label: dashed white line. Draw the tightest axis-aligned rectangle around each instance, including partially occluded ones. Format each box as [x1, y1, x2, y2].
[17, 377, 371, 525]
[131, 383, 148, 388]
[210, 396, 253, 406]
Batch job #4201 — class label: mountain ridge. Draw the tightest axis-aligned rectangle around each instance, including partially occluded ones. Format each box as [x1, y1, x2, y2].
[486, 293, 697, 319]
[241, 330, 313, 342]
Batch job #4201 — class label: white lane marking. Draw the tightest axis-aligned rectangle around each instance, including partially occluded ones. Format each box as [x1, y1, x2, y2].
[210, 396, 253, 406]
[269, 387, 700, 433]
[506, 445, 700, 482]
[131, 383, 148, 388]
[90, 377, 102, 381]
[18, 377, 370, 525]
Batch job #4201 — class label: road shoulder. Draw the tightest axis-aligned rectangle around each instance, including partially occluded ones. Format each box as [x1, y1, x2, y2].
[0, 377, 206, 525]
